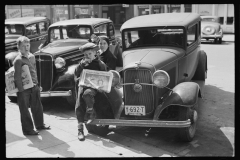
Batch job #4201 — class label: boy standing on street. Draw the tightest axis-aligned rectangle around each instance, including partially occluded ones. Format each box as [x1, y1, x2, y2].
[13, 36, 50, 135]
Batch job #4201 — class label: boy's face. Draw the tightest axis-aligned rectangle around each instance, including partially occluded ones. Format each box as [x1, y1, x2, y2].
[83, 49, 96, 61]
[19, 41, 30, 55]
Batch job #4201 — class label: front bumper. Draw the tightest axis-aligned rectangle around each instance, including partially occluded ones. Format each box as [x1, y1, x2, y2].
[6, 90, 72, 97]
[201, 34, 223, 39]
[89, 119, 191, 128]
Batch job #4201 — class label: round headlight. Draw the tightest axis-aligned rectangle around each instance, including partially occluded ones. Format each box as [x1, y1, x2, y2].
[153, 70, 170, 88]
[55, 57, 66, 69]
[109, 70, 120, 87]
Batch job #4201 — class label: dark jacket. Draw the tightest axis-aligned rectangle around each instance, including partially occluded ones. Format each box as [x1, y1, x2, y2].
[74, 58, 107, 83]
[100, 48, 117, 70]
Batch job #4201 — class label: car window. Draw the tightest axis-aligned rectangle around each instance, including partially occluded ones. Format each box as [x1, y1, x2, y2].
[187, 24, 197, 46]
[5, 24, 24, 35]
[39, 22, 48, 35]
[123, 27, 184, 49]
[94, 24, 107, 37]
[50, 28, 60, 42]
[49, 25, 91, 40]
[109, 24, 114, 37]
[26, 24, 38, 37]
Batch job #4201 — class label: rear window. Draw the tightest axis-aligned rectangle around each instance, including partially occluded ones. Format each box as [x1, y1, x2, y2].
[5, 24, 24, 35]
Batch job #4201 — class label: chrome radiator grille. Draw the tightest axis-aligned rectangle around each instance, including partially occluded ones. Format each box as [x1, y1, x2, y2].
[123, 69, 154, 114]
[35, 54, 53, 92]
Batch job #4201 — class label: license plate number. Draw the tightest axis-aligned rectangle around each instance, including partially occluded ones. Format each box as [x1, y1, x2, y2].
[125, 105, 145, 116]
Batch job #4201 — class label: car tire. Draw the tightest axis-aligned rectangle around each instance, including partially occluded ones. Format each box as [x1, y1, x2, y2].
[178, 98, 198, 142]
[85, 124, 110, 136]
[8, 96, 17, 103]
[192, 51, 207, 81]
[218, 38, 222, 44]
[65, 89, 76, 108]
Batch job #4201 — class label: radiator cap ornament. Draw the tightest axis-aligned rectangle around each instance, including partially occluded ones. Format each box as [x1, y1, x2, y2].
[133, 79, 142, 93]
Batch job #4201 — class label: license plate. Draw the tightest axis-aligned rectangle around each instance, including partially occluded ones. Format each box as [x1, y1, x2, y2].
[125, 105, 145, 116]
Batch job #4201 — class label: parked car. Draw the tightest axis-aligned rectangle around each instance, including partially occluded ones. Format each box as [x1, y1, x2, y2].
[5, 18, 122, 106]
[86, 13, 207, 142]
[5, 17, 50, 68]
[201, 15, 223, 44]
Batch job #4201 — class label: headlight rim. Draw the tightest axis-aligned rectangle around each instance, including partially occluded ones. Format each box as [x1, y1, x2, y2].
[152, 70, 170, 88]
[54, 57, 66, 69]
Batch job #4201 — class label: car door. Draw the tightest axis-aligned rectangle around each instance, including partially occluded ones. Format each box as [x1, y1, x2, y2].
[185, 23, 200, 81]
[25, 23, 42, 54]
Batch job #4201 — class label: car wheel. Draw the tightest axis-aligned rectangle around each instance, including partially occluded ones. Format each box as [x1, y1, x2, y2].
[178, 99, 198, 142]
[65, 89, 76, 108]
[85, 124, 110, 136]
[218, 38, 222, 44]
[8, 96, 17, 103]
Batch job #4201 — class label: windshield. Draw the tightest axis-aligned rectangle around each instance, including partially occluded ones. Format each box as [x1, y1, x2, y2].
[5, 24, 24, 35]
[123, 27, 184, 49]
[202, 17, 219, 23]
[49, 25, 91, 42]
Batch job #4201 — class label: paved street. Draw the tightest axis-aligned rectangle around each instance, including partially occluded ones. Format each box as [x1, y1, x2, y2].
[5, 33, 234, 157]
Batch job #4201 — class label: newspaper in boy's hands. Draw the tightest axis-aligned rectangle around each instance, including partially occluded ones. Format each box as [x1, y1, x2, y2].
[5, 65, 34, 94]
[79, 69, 113, 93]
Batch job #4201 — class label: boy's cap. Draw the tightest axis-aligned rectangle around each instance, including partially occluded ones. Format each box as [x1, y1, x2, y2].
[79, 42, 99, 52]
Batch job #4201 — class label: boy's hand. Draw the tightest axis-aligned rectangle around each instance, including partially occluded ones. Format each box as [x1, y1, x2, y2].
[81, 58, 91, 67]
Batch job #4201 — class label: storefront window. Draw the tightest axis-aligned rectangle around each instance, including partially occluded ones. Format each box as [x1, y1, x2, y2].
[184, 4, 192, 12]
[152, 5, 165, 14]
[52, 5, 69, 23]
[74, 5, 92, 19]
[138, 5, 150, 16]
[169, 4, 181, 13]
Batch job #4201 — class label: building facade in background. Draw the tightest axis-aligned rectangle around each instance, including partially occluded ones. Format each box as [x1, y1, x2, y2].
[5, 4, 234, 33]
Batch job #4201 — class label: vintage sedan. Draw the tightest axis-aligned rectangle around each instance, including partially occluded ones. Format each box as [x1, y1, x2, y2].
[201, 15, 223, 44]
[5, 18, 122, 105]
[5, 17, 50, 66]
[86, 13, 207, 142]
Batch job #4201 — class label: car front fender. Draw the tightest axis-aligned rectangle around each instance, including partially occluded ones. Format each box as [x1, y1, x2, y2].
[51, 64, 78, 91]
[153, 82, 202, 120]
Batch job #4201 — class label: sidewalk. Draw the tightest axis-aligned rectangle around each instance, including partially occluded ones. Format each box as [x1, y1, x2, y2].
[5, 96, 176, 158]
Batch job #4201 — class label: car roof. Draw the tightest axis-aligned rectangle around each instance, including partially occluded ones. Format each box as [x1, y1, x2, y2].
[5, 17, 48, 25]
[120, 13, 201, 31]
[49, 18, 112, 28]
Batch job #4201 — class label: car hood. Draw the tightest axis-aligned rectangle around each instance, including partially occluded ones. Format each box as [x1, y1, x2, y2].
[39, 39, 89, 56]
[5, 35, 21, 45]
[122, 47, 185, 72]
[201, 22, 220, 31]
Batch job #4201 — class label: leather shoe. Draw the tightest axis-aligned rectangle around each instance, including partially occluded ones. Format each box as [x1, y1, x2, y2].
[78, 130, 85, 141]
[36, 124, 51, 130]
[23, 130, 39, 135]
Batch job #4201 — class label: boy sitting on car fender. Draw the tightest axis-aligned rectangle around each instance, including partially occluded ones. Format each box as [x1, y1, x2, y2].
[74, 42, 108, 141]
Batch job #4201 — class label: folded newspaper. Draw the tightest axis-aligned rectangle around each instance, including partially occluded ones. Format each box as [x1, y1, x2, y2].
[79, 69, 113, 93]
[5, 65, 33, 94]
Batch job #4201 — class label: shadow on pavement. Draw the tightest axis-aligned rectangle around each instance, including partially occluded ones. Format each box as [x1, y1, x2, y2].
[26, 130, 75, 157]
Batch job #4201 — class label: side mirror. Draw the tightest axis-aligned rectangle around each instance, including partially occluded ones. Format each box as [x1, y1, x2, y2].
[38, 43, 43, 50]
